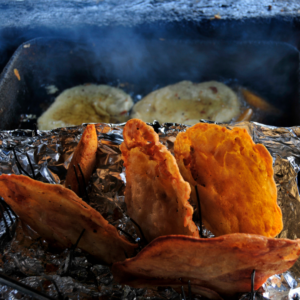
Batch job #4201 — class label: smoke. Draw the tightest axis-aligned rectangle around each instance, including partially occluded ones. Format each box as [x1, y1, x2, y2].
[0, 10, 299, 127]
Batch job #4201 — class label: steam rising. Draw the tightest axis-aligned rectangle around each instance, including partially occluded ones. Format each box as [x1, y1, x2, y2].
[0, 2, 300, 128]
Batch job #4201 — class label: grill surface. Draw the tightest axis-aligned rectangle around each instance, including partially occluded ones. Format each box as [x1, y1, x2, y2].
[0, 37, 298, 130]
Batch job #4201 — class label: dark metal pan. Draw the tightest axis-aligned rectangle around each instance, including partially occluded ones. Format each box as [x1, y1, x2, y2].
[0, 37, 298, 130]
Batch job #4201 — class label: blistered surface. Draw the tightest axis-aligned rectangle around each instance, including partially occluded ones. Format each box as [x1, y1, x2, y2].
[0, 121, 300, 299]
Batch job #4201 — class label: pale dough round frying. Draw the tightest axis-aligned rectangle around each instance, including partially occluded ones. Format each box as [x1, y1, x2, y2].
[38, 84, 134, 130]
[131, 81, 240, 125]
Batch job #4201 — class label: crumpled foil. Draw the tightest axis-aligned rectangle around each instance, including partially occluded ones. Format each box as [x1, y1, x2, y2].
[0, 120, 300, 300]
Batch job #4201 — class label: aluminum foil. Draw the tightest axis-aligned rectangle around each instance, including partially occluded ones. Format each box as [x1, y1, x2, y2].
[0, 121, 300, 300]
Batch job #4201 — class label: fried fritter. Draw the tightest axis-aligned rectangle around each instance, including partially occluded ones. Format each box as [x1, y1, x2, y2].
[174, 123, 282, 237]
[131, 81, 240, 125]
[112, 234, 300, 298]
[65, 124, 97, 196]
[38, 84, 134, 130]
[120, 119, 199, 242]
[0, 174, 137, 264]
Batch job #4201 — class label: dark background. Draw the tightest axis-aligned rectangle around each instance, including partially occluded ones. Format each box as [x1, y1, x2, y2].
[2, 0, 300, 74]
[2, 0, 300, 129]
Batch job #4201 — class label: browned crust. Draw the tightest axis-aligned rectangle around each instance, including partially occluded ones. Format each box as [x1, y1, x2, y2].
[65, 124, 98, 195]
[0, 174, 137, 264]
[174, 123, 283, 237]
[112, 234, 300, 298]
[120, 119, 199, 242]
[122, 119, 159, 150]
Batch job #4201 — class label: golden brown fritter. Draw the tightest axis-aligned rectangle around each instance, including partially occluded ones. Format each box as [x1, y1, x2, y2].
[120, 119, 199, 242]
[38, 84, 134, 130]
[112, 234, 300, 298]
[131, 81, 240, 125]
[174, 123, 282, 237]
[0, 174, 137, 264]
[65, 124, 98, 196]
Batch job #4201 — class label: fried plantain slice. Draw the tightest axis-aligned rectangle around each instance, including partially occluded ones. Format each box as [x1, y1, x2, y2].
[120, 119, 199, 242]
[174, 123, 282, 237]
[112, 234, 300, 299]
[0, 174, 137, 264]
[65, 124, 98, 196]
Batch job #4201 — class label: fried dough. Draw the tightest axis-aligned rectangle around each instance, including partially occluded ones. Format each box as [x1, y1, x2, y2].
[38, 84, 134, 130]
[174, 123, 282, 237]
[112, 234, 300, 298]
[65, 124, 97, 196]
[0, 174, 137, 264]
[131, 81, 240, 125]
[120, 119, 199, 242]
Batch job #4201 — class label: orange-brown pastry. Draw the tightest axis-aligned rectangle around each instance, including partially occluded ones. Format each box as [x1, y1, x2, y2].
[0, 174, 137, 264]
[112, 234, 300, 299]
[174, 123, 282, 237]
[120, 119, 199, 242]
[65, 124, 97, 196]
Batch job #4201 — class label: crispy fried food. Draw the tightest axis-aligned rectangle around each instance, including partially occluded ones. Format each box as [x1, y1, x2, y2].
[131, 81, 240, 126]
[0, 174, 137, 264]
[112, 234, 300, 299]
[38, 84, 134, 130]
[174, 123, 282, 237]
[120, 119, 199, 242]
[65, 124, 98, 196]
